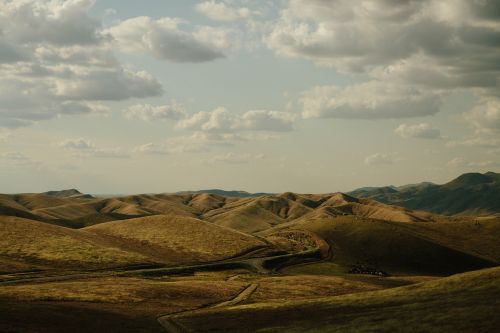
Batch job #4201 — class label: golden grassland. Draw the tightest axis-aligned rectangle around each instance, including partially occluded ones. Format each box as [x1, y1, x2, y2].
[0, 216, 149, 270]
[171, 266, 500, 332]
[85, 215, 268, 264]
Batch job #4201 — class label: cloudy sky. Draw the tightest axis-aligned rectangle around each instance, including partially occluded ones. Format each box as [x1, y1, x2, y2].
[1, 0, 499, 194]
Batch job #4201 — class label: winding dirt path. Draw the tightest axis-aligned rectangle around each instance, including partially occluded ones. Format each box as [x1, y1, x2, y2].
[157, 283, 260, 333]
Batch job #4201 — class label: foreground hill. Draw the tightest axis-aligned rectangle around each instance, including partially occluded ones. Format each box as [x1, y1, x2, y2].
[169, 266, 500, 332]
[349, 172, 500, 216]
[85, 215, 269, 264]
[261, 216, 499, 275]
[0, 214, 271, 272]
[0, 216, 149, 271]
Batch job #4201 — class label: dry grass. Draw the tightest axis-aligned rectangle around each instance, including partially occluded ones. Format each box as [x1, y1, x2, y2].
[0, 276, 246, 305]
[85, 215, 267, 264]
[172, 266, 500, 332]
[0, 216, 149, 269]
[273, 216, 497, 275]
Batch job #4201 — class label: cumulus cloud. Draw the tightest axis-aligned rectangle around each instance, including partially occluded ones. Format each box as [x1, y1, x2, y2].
[267, 1, 500, 74]
[195, 1, 258, 22]
[209, 152, 266, 164]
[270, 0, 500, 120]
[126, 102, 186, 121]
[301, 82, 441, 119]
[0, 0, 108, 46]
[447, 157, 500, 168]
[0, 0, 163, 128]
[177, 107, 295, 132]
[464, 101, 500, 134]
[446, 136, 500, 148]
[107, 16, 230, 63]
[59, 138, 130, 159]
[59, 138, 93, 150]
[364, 152, 399, 166]
[395, 123, 441, 139]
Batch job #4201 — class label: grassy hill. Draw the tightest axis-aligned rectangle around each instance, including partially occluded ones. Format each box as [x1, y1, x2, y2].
[170, 266, 500, 332]
[261, 216, 499, 275]
[85, 215, 269, 265]
[349, 172, 500, 216]
[0, 216, 150, 271]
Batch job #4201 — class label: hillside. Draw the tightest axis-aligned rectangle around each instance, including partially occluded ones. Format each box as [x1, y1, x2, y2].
[176, 189, 270, 198]
[0, 190, 446, 231]
[85, 215, 269, 264]
[0, 216, 150, 271]
[169, 266, 500, 332]
[261, 216, 498, 275]
[349, 172, 500, 216]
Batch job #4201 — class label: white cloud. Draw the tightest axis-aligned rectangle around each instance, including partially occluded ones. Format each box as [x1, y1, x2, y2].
[447, 157, 466, 168]
[270, 0, 500, 122]
[395, 123, 441, 139]
[0, 0, 163, 128]
[364, 152, 399, 166]
[447, 157, 500, 168]
[125, 102, 186, 121]
[236, 110, 295, 131]
[266, 0, 500, 75]
[53, 68, 162, 101]
[134, 142, 169, 155]
[0, 151, 29, 161]
[464, 101, 500, 134]
[209, 152, 266, 164]
[446, 136, 500, 148]
[0, 0, 108, 46]
[195, 1, 258, 22]
[177, 107, 296, 132]
[59, 138, 130, 159]
[301, 82, 441, 119]
[59, 138, 93, 150]
[107, 16, 229, 63]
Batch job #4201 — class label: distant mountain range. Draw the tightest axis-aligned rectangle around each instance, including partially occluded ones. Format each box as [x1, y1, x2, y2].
[176, 189, 271, 198]
[349, 172, 500, 216]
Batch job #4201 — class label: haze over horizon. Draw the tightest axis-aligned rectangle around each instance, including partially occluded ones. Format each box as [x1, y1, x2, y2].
[1, 0, 499, 194]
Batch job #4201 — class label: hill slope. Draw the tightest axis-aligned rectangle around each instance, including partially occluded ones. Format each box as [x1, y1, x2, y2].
[349, 172, 500, 216]
[85, 215, 269, 264]
[170, 266, 500, 332]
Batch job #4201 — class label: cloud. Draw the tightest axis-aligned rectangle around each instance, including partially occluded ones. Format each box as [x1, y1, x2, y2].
[464, 101, 500, 134]
[395, 123, 441, 139]
[134, 142, 169, 155]
[236, 110, 295, 131]
[364, 152, 399, 166]
[59, 138, 130, 159]
[59, 138, 93, 150]
[447, 157, 500, 168]
[446, 136, 500, 148]
[107, 16, 229, 63]
[0, 0, 163, 128]
[53, 68, 162, 101]
[0, 0, 108, 46]
[0, 151, 39, 167]
[195, 1, 258, 22]
[301, 82, 442, 119]
[270, 0, 500, 121]
[125, 102, 186, 121]
[209, 152, 266, 164]
[266, 0, 500, 74]
[177, 107, 296, 132]
[0, 151, 29, 161]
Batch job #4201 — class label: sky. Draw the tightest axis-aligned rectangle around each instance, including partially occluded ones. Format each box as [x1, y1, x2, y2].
[0, 0, 499, 194]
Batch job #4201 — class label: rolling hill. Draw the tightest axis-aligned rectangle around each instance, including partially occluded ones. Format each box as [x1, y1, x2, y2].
[349, 172, 500, 216]
[169, 266, 500, 332]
